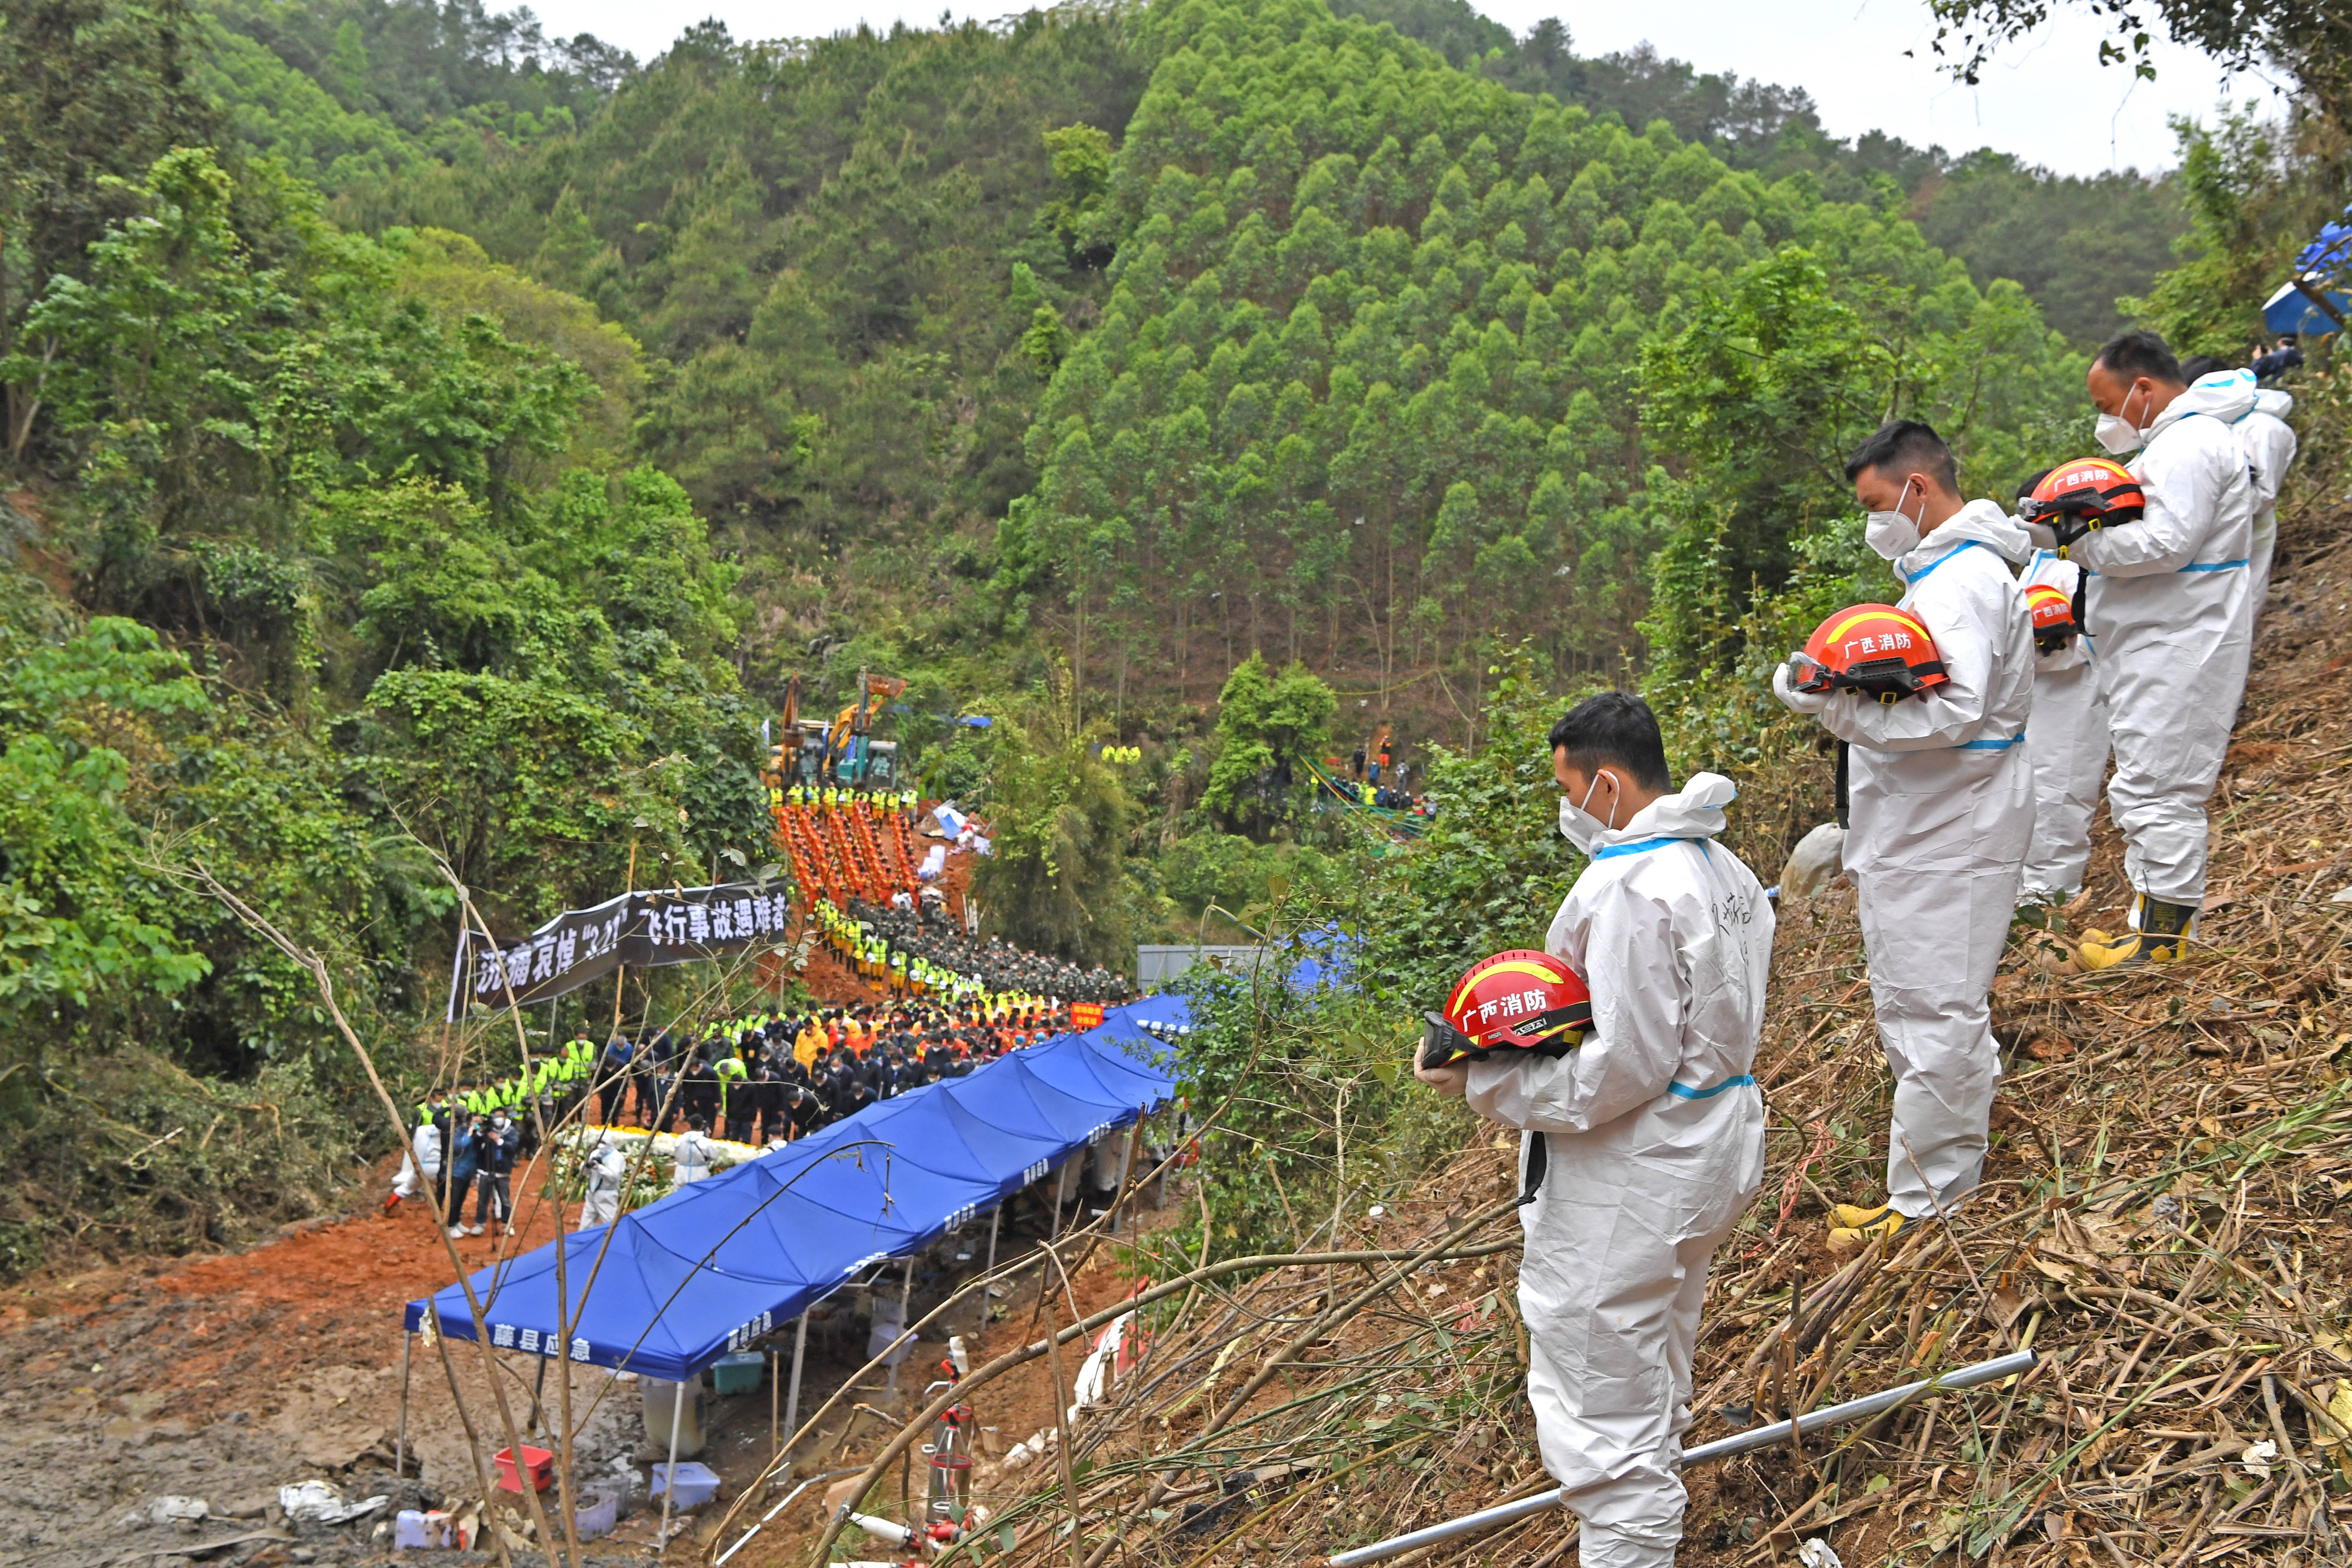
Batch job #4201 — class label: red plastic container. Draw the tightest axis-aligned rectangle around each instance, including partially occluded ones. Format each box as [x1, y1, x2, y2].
[494, 1444, 554, 1493]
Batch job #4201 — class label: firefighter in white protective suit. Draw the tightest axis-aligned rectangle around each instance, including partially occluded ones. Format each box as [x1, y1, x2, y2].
[2060, 333, 2256, 969]
[1416, 691, 1770, 1568]
[2016, 523, 2105, 904]
[2179, 357, 2297, 635]
[1773, 419, 2034, 1250]
[579, 1135, 628, 1230]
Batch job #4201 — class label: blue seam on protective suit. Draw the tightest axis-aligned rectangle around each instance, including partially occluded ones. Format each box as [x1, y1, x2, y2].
[1591, 836, 1701, 860]
[1900, 539, 1988, 585]
[1666, 1074, 1756, 1101]
[2178, 558, 2249, 572]
[1957, 727, 2026, 752]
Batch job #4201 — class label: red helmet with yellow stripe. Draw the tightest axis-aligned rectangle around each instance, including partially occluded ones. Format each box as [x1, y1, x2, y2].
[1790, 604, 1949, 705]
[2023, 457, 2145, 556]
[2025, 581, 2079, 654]
[1421, 950, 1592, 1070]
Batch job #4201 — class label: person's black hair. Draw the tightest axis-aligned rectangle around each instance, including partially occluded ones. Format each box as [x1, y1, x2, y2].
[1843, 419, 1959, 494]
[2016, 468, 2052, 502]
[1547, 691, 1672, 794]
[2093, 328, 2183, 386]
[2178, 353, 2229, 382]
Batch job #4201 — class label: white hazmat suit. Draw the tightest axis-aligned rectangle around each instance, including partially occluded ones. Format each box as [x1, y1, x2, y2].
[1774, 500, 2035, 1218]
[1463, 773, 1770, 1568]
[579, 1139, 628, 1229]
[409, 1121, 442, 1192]
[2019, 549, 2106, 901]
[2068, 373, 2255, 910]
[2232, 378, 2297, 634]
[672, 1127, 715, 1186]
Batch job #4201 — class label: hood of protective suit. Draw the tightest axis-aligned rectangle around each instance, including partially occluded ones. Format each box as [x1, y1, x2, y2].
[2152, 368, 2258, 440]
[2254, 387, 2294, 419]
[1584, 771, 1736, 852]
[1900, 498, 2032, 570]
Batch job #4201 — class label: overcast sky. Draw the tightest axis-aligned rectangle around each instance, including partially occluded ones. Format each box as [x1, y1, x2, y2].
[522, 0, 2272, 177]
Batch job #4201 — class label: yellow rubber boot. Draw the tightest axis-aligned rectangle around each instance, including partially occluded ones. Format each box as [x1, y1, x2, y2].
[1827, 1208, 1907, 1254]
[2078, 896, 2197, 971]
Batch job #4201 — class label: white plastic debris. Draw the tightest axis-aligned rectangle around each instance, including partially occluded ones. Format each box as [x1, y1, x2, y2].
[1780, 822, 1848, 902]
[1071, 1311, 1132, 1410]
[122, 1496, 211, 1527]
[1797, 1538, 1844, 1568]
[848, 1511, 913, 1546]
[279, 1480, 390, 1524]
[2241, 1438, 2278, 1482]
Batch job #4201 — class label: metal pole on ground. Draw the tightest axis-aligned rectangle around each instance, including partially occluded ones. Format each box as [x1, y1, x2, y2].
[395, 1331, 413, 1477]
[1326, 1349, 2042, 1567]
[658, 1377, 685, 1547]
[782, 1314, 808, 1478]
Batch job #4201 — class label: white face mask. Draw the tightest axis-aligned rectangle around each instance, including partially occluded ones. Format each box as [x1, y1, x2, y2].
[1557, 768, 1620, 853]
[2095, 383, 2150, 455]
[1863, 476, 1922, 561]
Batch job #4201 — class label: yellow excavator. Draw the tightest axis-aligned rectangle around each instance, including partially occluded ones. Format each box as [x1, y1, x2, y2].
[767, 669, 906, 788]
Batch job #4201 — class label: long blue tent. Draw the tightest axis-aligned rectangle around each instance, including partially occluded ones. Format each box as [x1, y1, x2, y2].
[401, 1002, 1184, 1381]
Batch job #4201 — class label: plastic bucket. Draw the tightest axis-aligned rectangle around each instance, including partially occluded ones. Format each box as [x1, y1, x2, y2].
[494, 1444, 554, 1493]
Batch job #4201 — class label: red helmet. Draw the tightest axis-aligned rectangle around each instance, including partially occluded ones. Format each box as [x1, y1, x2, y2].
[1790, 604, 1948, 705]
[1421, 950, 1592, 1070]
[2024, 581, 2079, 654]
[2023, 458, 2144, 555]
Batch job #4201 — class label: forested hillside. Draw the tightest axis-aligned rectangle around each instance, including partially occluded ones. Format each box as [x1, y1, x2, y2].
[0, 0, 2281, 1277]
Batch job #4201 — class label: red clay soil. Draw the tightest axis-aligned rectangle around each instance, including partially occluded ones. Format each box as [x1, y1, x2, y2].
[0, 1156, 605, 1566]
[0, 819, 1043, 1564]
[0, 1123, 1180, 1567]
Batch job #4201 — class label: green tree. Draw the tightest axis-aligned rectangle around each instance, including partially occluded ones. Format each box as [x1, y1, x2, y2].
[0, 0, 220, 456]
[2116, 107, 2341, 356]
[969, 675, 1142, 966]
[1356, 640, 1578, 1005]
[0, 618, 210, 1015]
[1638, 240, 2080, 693]
[1200, 653, 1337, 838]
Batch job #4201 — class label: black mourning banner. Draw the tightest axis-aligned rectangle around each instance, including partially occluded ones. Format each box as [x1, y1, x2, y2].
[445, 880, 797, 1021]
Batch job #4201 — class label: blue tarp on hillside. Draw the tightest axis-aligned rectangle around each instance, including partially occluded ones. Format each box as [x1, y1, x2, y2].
[401, 1003, 1182, 1380]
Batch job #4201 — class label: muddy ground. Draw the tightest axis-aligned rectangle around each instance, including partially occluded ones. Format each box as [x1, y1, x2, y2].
[0, 1142, 1173, 1568]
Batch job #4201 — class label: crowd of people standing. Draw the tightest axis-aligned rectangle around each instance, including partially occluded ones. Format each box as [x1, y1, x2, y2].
[588, 996, 1075, 1149]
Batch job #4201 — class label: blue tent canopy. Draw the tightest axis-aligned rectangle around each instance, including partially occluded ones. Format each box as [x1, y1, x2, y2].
[2271, 212, 2352, 334]
[1115, 991, 1192, 1032]
[402, 998, 1185, 1380]
[2265, 279, 2348, 335]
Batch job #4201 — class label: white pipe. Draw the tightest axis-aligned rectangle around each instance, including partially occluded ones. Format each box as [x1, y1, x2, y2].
[783, 1313, 808, 1473]
[886, 1257, 916, 1396]
[1325, 1349, 2039, 1567]
[711, 1467, 860, 1568]
[847, 1511, 913, 1546]
[395, 1332, 412, 1477]
[657, 1376, 685, 1546]
[980, 1206, 1002, 1327]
